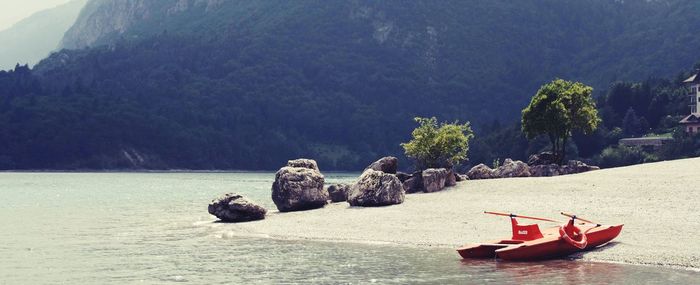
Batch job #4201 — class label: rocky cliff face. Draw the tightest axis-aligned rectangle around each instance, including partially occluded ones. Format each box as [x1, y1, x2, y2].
[59, 0, 223, 49]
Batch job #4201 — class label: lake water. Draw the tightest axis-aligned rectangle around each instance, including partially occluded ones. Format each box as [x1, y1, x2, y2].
[1, 172, 698, 284]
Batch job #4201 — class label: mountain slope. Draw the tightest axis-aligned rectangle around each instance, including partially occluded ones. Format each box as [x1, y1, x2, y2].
[1, 0, 699, 170]
[0, 0, 87, 70]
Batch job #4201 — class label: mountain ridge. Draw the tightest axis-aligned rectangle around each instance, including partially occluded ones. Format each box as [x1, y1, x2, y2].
[0, 0, 87, 70]
[1, 0, 699, 170]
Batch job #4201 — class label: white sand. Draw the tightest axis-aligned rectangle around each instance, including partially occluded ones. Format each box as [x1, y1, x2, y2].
[218, 157, 700, 269]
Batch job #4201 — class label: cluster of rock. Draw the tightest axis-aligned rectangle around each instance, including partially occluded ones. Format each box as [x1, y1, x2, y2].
[208, 193, 267, 223]
[208, 156, 469, 222]
[326, 156, 466, 207]
[529, 159, 600, 177]
[398, 167, 463, 194]
[466, 153, 599, 180]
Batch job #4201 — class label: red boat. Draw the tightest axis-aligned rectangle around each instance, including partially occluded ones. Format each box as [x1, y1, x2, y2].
[457, 212, 623, 261]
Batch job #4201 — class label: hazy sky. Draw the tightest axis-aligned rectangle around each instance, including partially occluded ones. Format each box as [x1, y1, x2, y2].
[0, 0, 73, 31]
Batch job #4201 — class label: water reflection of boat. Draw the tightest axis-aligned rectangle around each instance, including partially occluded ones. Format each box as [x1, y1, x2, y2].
[457, 212, 623, 261]
[459, 259, 627, 284]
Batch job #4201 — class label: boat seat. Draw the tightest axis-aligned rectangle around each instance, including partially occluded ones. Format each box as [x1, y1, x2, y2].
[510, 218, 544, 241]
[497, 240, 524, 244]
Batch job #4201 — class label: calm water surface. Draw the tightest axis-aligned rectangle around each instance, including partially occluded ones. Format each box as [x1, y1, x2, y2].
[1, 172, 698, 284]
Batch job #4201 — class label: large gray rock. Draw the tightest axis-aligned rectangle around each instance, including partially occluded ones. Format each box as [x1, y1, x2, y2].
[327, 183, 350, 203]
[396, 171, 411, 183]
[208, 193, 267, 222]
[287, 158, 319, 172]
[445, 169, 457, 186]
[467, 164, 495, 180]
[562, 160, 600, 175]
[348, 169, 405, 206]
[365, 156, 398, 174]
[272, 165, 328, 212]
[494, 159, 531, 178]
[402, 172, 424, 194]
[528, 160, 599, 177]
[422, 168, 448, 193]
[455, 173, 468, 182]
[530, 164, 562, 177]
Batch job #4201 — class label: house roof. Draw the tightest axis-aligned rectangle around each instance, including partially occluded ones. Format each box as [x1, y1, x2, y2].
[683, 73, 700, 83]
[679, 114, 700, 124]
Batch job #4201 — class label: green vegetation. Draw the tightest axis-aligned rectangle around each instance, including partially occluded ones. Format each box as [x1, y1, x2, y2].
[595, 146, 656, 168]
[521, 79, 600, 163]
[470, 68, 700, 169]
[2, 1, 700, 170]
[401, 117, 473, 170]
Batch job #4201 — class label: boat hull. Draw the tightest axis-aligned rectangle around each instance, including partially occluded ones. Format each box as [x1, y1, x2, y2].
[457, 224, 623, 261]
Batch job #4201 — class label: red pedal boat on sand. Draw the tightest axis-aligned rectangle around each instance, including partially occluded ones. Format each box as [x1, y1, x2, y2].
[457, 211, 623, 261]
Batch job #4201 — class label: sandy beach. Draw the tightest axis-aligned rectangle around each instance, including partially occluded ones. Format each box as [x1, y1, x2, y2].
[214, 158, 700, 269]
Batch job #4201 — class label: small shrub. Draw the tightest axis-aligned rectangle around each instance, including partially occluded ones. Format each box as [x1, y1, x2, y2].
[401, 117, 474, 170]
[595, 146, 656, 168]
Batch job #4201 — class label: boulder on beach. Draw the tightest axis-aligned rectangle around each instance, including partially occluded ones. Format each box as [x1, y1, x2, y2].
[287, 158, 320, 172]
[563, 160, 600, 174]
[208, 193, 267, 222]
[348, 169, 405, 206]
[327, 183, 350, 203]
[445, 169, 457, 186]
[272, 162, 328, 212]
[494, 159, 531, 178]
[467, 164, 495, 180]
[365, 156, 398, 174]
[422, 168, 448, 193]
[403, 171, 424, 193]
[530, 164, 562, 177]
[396, 171, 412, 183]
[455, 173, 468, 182]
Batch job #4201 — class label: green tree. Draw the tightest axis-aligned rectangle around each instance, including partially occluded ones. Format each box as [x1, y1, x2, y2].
[401, 117, 474, 170]
[521, 79, 601, 163]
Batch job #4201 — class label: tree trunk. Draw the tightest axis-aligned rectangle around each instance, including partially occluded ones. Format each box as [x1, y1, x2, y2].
[549, 134, 556, 154]
[561, 136, 567, 164]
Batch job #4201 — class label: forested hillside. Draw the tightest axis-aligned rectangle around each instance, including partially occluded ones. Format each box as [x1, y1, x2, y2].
[1, 0, 700, 170]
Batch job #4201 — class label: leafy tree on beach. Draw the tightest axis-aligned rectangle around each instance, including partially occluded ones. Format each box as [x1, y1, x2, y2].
[401, 117, 474, 170]
[521, 79, 600, 163]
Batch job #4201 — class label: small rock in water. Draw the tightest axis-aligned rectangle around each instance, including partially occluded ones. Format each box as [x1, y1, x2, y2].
[208, 193, 267, 222]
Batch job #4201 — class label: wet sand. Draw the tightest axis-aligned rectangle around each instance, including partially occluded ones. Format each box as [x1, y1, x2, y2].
[216, 157, 700, 269]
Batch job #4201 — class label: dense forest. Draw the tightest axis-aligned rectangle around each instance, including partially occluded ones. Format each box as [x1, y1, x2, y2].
[1, 0, 700, 170]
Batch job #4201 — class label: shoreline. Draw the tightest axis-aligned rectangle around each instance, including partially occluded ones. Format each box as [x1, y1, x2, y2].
[211, 222, 700, 273]
[212, 157, 700, 270]
[0, 169, 360, 174]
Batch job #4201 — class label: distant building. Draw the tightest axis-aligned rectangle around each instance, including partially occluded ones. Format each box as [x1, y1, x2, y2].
[680, 72, 700, 133]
